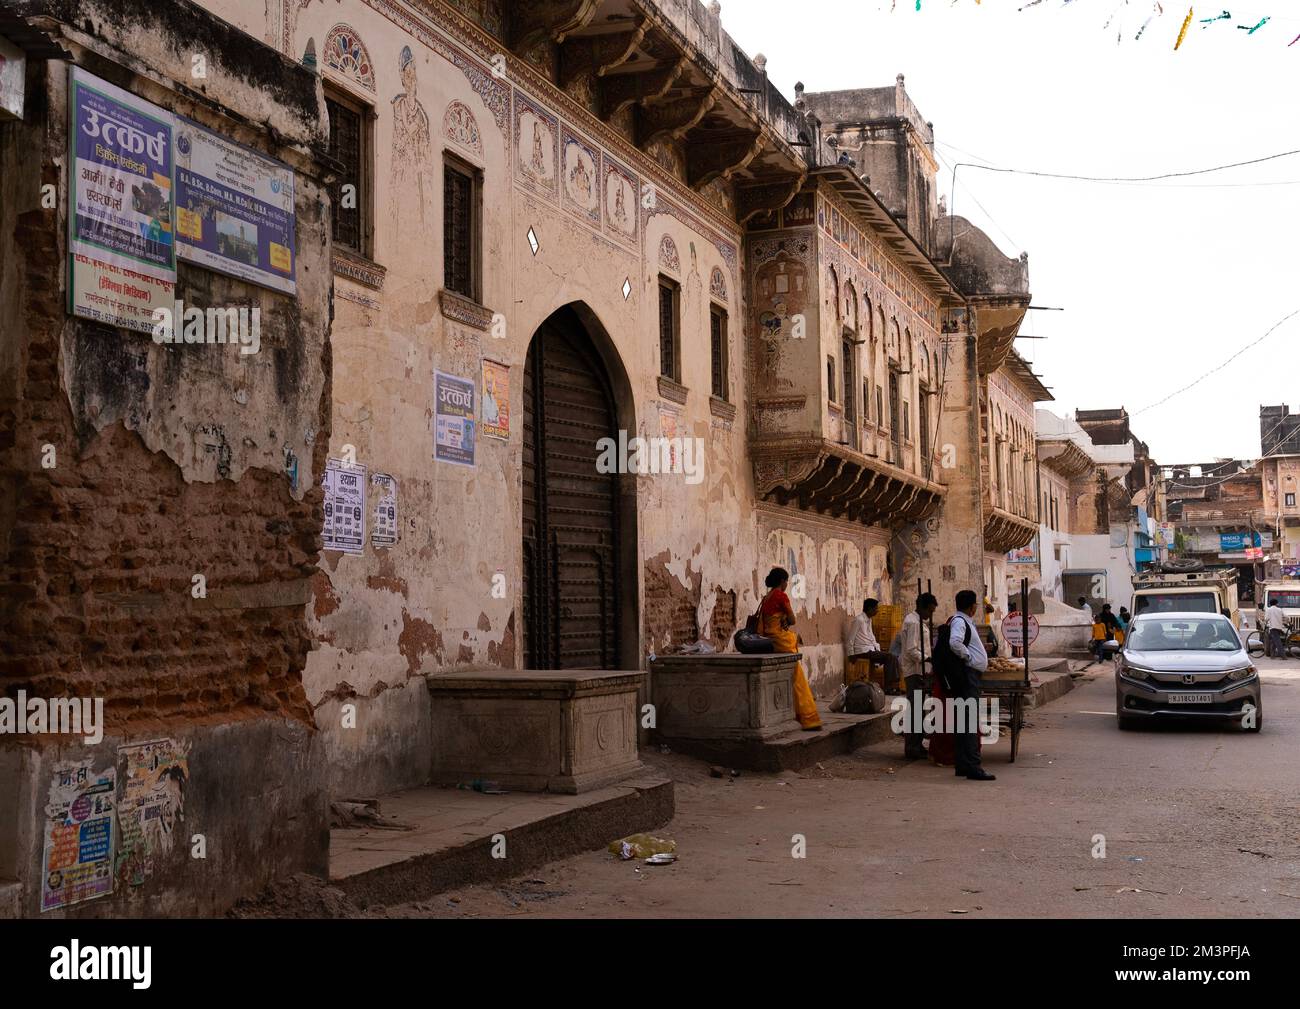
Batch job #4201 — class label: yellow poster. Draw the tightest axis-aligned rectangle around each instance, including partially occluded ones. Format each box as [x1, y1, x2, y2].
[482, 359, 510, 440]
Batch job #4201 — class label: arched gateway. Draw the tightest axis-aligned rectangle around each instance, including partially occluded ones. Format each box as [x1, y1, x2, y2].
[522, 305, 637, 670]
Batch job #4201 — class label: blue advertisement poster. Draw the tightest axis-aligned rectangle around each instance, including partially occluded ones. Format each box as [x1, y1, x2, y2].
[68, 66, 175, 332]
[174, 114, 296, 294]
[435, 371, 476, 467]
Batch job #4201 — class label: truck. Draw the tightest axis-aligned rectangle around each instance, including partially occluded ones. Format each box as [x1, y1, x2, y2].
[1255, 580, 1300, 642]
[1130, 562, 1240, 629]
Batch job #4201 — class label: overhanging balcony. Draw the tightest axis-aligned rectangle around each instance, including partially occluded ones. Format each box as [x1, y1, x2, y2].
[983, 505, 1037, 554]
[752, 435, 944, 527]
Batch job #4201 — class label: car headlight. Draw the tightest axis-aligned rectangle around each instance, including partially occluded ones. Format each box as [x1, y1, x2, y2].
[1227, 665, 1257, 681]
[1120, 661, 1151, 681]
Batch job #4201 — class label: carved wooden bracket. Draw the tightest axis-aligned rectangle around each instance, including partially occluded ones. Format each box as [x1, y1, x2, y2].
[736, 173, 806, 225]
[558, 20, 649, 88]
[508, 0, 600, 52]
[598, 56, 687, 120]
[635, 87, 718, 148]
[687, 132, 764, 190]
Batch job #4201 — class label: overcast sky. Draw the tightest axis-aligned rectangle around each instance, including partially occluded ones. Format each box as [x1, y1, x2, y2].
[720, 0, 1300, 463]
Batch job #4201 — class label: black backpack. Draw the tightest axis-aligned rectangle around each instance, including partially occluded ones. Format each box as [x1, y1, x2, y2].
[932, 618, 972, 695]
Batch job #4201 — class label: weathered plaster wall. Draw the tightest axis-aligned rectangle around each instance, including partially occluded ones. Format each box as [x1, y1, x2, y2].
[0, 0, 333, 915]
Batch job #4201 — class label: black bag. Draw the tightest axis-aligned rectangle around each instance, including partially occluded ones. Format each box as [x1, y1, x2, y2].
[844, 680, 886, 714]
[932, 618, 972, 695]
[734, 628, 775, 654]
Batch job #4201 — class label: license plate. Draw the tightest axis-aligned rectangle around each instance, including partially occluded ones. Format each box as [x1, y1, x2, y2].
[1168, 692, 1214, 704]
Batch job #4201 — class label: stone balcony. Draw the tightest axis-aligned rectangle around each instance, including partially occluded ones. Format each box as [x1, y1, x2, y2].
[984, 503, 1038, 554]
[751, 434, 944, 526]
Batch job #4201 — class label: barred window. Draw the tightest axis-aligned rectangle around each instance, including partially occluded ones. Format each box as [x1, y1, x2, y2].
[659, 278, 679, 381]
[444, 157, 479, 300]
[710, 306, 727, 400]
[326, 94, 368, 254]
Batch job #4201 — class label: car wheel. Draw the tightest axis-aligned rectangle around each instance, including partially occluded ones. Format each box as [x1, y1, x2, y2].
[1243, 701, 1262, 733]
[1117, 714, 1138, 731]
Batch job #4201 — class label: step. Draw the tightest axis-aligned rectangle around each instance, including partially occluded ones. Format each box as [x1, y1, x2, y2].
[329, 775, 673, 907]
[657, 709, 896, 772]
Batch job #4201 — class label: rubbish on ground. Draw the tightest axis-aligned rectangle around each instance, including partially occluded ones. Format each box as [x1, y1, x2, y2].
[1237, 847, 1271, 858]
[329, 798, 415, 830]
[644, 853, 677, 865]
[1126, 856, 1145, 863]
[608, 833, 676, 860]
[456, 779, 506, 794]
[678, 639, 716, 654]
[709, 765, 726, 778]
[948, 909, 969, 914]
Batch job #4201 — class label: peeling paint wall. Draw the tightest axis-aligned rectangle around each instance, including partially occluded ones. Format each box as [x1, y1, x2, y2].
[0, 0, 333, 916]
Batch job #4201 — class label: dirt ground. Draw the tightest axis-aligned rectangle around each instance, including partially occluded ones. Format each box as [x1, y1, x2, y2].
[235, 658, 1300, 919]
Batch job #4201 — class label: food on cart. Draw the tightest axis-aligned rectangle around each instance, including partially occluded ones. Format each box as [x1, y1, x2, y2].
[984, 657, 1025, 678]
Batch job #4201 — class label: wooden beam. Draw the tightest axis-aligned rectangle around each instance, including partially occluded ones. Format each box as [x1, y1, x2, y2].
[598, 55, 687, 121]
[635, 87, 717, 148]
[686, 132, 763, 190]
[508, 0, 600, 53]
[558, 19, 648, 88]
[735, 172, 806, 225]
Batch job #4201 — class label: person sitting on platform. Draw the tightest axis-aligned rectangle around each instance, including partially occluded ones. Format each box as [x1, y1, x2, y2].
[847, 598, 901, 693]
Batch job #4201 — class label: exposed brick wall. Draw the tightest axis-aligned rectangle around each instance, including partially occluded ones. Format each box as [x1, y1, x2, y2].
[0, 51, 329, 736]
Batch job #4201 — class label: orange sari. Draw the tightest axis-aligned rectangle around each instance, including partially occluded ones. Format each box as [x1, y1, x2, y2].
[760, 590, 822, 729]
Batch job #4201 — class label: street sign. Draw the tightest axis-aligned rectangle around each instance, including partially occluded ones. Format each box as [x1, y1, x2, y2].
[1002, 612, 1039, 647]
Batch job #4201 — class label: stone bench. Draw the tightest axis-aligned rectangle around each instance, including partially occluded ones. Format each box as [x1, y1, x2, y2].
[426, 669, 644, 794]
[649, 653, 801, 742]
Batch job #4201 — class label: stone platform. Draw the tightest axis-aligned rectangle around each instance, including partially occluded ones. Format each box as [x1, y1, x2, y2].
[330, 776, 673, 906]
[426, 668, 644, 794]
[650, 653, 895, 771]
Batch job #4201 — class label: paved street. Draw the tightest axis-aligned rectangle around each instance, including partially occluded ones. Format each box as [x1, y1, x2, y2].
[393, 658, 1300, 919]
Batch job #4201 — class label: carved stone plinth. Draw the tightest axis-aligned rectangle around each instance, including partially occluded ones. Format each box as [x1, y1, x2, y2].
[426, 669, 644, 794]
[650, 653, 801, 741]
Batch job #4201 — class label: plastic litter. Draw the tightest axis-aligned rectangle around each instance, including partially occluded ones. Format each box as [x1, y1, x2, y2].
[644, 853, 677, 865]
[608, 833, 677, 860]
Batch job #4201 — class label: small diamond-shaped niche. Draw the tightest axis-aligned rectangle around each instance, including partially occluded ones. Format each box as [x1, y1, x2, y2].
[621, 277, 632, 300]
[526, 227, 539, 256]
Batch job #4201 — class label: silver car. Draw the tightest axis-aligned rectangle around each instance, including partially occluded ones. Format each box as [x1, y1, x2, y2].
[1110, 612, 1262, 732]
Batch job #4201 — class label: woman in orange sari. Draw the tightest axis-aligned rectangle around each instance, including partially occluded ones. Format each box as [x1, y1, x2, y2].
[759, 567, 822, 731]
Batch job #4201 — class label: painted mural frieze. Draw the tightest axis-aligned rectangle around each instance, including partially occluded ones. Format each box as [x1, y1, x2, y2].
[560, 126, 600, 226]
[389, 44, 433, 234]
[658, 235, 680, 274]
[514, 92, 559, 199]
[603, 155, 638, 248]
[443, 100, 483, 156]
[323, 23, 376, 92]
[709, 267, 727, 303]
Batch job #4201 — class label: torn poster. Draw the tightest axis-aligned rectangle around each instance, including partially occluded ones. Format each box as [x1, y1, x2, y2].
[115, 739, 189, 889]
[371, 472, 398, 548]
[41, 761, 116, 911]
[323, 457, 367, 554]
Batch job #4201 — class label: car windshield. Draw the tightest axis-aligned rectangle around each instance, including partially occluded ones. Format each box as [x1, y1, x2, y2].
[1266, 591, 1300, 609]
[1127, 617, 1241, 652]
[1133, 592, 1217, 616]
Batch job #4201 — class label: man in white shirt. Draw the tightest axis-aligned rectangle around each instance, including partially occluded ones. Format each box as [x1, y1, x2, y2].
[947, 589, 993, 780]
[1265, 600, 1289, 660]
[847, 598, 900, 690]
[899, 593, 938, 759]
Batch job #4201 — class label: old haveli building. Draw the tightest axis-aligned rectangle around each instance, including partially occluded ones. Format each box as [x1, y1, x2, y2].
[2, 0, 1055, 915]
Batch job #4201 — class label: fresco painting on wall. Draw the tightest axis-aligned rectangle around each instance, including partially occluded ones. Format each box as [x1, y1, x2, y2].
[514, 93, 557, 197]
[390, 45, 432, 234]
[820, 539, 864, 615]
[443, 99, 482, 156]
[561, 126, 600, 225]
[765, 529, 816, 611]
[324, 24, 375, 92]
[604, 157, 638, 244]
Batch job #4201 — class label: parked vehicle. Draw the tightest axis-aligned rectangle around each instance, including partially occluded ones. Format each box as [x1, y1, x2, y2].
[1254, 581, 1300, 657]
[1131, 561, 1240, 628]
[1109, 612, 1260, 731]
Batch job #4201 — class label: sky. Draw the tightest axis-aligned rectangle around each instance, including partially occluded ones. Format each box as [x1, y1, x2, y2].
[718, 0, 1300, 464]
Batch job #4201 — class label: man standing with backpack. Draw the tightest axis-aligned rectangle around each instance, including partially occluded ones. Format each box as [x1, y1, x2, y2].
[937, 590, 996, 781]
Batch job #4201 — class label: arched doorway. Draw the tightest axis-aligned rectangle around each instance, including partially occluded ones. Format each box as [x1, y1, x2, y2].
[523, 305, 634, 669]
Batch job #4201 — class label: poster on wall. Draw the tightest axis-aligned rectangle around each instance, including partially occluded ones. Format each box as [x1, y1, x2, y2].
[68, 66, 176, 333]
[371, 472, 398, 547]
[41, 761, 116, 912]
[435, 370, 476, 467]
[114, 739, 189, 889]
[481, 360, 510, 440]
[1008, 538, 1039, 565]
[174, 114, 296, 293]
[322, 458, 366, 554]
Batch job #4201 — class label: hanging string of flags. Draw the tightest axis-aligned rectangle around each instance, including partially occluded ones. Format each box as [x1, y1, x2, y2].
[897, 1, 1300, 49]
